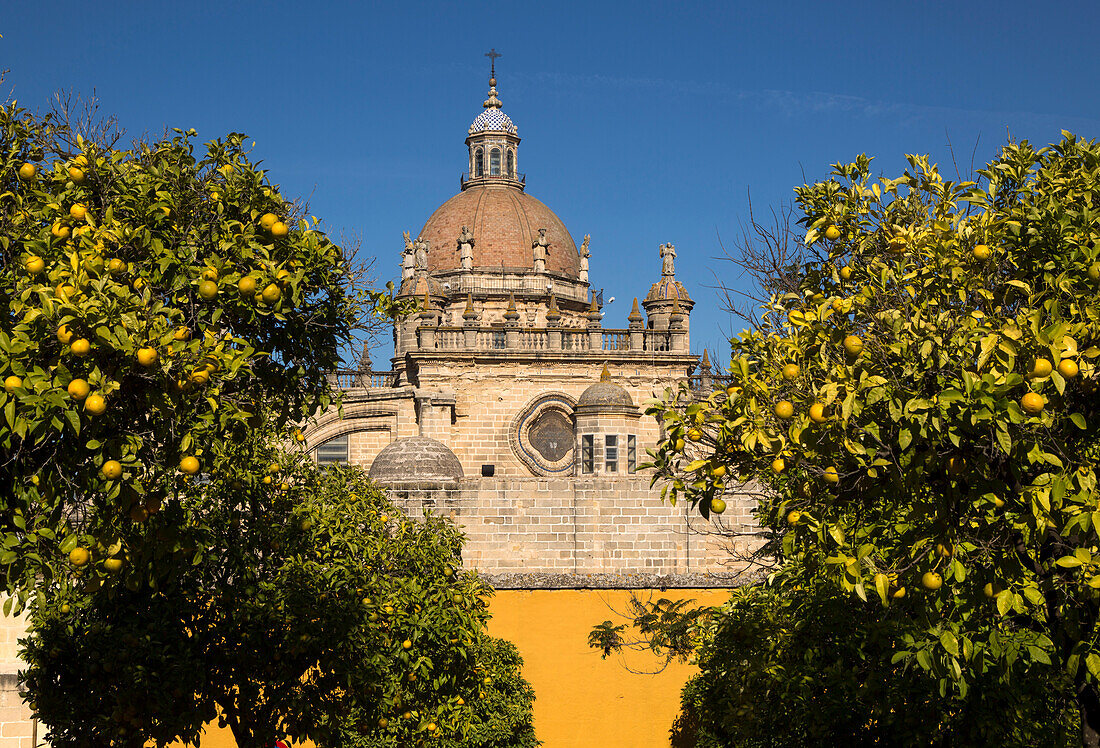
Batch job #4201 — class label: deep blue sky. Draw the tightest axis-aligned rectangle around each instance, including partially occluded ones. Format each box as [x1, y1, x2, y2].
[4, 1, 1099, 369]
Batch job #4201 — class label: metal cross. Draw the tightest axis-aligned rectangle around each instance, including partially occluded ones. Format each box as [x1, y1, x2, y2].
[485, 48, 501, 78]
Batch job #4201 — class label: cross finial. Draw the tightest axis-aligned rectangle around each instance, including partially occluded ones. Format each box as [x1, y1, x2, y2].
[485, 48, 501, 79]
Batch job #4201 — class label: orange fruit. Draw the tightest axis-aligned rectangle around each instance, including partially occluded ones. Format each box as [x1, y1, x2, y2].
[108, 258, 128, 276]
[809, 402, 828, 423]
[771, 457, 785, 474]
[198, 280, 218, 301]
[276, 268, 291, 287]
[1089, 263, 1100, 281]
[4, 376, 22, 393]
[261, 283, 281, 304]
[1021, 392, 1044, 415]
[824, 226, 841, 240]
[781, 363, 800, 381]
[25, 255, 45, 275]
[101, 460, 123, 480]
[843, 335, 864, 357]
[402, 639, 412, 650]
[921, 572, 942, 591]
[67, 379, 90, 400]
[68, 167, 85, 184]
[822, 466, 839, 484]
[238, 276, 257, 295]
[268, 462, 281, 474]
[1029, 358, 1052, 378]
[84, 393, 106, 415]
[270, 221, 289, 238]
[69, 547, 91, 567]
[687, 428, 702, 441]
[57, 324, 74, 344]
[774, 400, 795, 420]
[891, 586, 906, 599]
[69, 203, 87, 221]
[839, 266, 853, 280]
[710, 497, 727, 514]
[104, 557, 124, 574]
[50, 222, 70, 239]
[179, 456, 200, 475]
[1058, 359, 1079, 379]
[972, 244, 991, 261]
[136, 348, 158, 367]
[70, 338, 91, 357]
[173, 326, 190, 341]
[17, 163, 36, 180]
[259, 213, 278, 229]
[201, 266, 218, 281]
[787, 510, 802, 526]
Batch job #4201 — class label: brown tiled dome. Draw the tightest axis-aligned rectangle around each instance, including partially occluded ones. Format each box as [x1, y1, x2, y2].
[418, 184, 579, 277]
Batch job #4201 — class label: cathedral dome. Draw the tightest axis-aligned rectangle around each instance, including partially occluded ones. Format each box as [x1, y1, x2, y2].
[368, 437, 464, 486]
[418, 185, 580, 276]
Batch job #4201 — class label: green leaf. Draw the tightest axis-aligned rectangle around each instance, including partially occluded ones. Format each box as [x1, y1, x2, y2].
[1087, 653, 1100, 680]
[1056, 556, 1083, 568]
[940, 631, 959, 657]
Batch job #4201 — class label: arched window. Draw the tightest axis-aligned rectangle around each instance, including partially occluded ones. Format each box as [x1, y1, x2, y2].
[474, 149, 484, 177]
[490, 148, 501, 176]
[507, 150, 515, 176]
[316, 434, 349, 465]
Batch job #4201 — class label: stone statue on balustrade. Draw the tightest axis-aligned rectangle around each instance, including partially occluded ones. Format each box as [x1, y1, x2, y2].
[457, 226, 475, 271]
[533, 228, 550, 273]
[414, 237, 430, 271]
[401, 231, 415, 281]
[579, 234, 591, 283]
[660, 242, 676, 277]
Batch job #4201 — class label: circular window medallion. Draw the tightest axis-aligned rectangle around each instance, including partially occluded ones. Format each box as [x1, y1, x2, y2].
[510, 393, 576, 475]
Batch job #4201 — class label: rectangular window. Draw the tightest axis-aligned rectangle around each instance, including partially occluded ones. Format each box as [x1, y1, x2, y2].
[605, 435, 618, 473]
[316, 434, 349, 465]
[627, 435, 637, 473]
[581, 435, 594, 474]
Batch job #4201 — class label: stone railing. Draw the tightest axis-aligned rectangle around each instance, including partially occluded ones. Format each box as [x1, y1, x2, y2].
[415, 325, 686, 354]
[329, 370, 396, 389]
[436, 273, 589, 303]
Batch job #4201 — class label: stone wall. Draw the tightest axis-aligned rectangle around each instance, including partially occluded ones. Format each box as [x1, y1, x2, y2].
[0, 603, 35, 748]
[388, 476, 760, 587]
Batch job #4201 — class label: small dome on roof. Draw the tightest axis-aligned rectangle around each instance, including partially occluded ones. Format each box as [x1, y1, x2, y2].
[368, 437, 463, 486]
[578, 367, 635, 410]
[645, 278, 692, 304]
[469, 108, 517, 135]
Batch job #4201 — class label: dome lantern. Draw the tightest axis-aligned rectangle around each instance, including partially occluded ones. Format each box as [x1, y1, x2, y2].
[464, 53, 523, 190]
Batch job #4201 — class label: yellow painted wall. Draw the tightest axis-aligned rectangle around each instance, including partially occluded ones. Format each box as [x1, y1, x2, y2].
[181, 587, 730, 748]
[487, 588, 729, 748]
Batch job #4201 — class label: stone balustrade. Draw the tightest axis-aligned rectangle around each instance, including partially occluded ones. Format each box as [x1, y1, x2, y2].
[413, 326, 687, 353]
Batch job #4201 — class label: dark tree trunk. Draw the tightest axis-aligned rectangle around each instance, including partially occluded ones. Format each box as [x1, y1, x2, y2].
[1080, 683, 1100, 748]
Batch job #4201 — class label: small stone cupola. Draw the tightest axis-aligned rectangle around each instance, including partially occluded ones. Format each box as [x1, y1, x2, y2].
[574, 366, 641, 477]
[464, 54, 522, 190]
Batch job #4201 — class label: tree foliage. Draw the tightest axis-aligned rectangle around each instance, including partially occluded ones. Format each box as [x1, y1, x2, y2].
[0, 101, 412, 601]
[22, 432, 536, 748]
[642, 133, 1100, 743]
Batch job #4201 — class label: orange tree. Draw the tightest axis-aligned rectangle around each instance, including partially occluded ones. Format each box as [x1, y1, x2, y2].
[21, 425, 536, 748]
[0, 102, 399, 602]
[644, 134, 1100, 744]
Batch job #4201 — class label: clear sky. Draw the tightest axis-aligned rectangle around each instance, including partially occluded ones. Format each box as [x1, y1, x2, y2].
[3, 1, 1099, 369]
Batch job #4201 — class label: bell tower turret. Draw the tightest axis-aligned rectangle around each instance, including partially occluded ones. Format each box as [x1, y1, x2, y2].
[463, 52, 523, 191]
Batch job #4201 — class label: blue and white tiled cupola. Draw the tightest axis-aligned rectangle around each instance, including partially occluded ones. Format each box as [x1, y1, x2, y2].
[463, 65, 524, 191]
